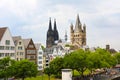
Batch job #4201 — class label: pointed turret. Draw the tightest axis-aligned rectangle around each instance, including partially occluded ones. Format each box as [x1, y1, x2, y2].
[74, 14, 82, 32]
[70, 23, 74, 33]
[83, 24, 86, 33]
[53, 19, 59, 41]
[65, 30, 67, 41]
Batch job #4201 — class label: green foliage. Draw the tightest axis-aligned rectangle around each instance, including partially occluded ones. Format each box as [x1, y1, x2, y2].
[44, 67, 53, 80]
[49, 57, 64, 78]
[49, 48, 117, 77]
[0, 57, 15, 79]
[114, 53, 120, 64]
[41, 45, 45, 50]
[11, 60, 38, 80]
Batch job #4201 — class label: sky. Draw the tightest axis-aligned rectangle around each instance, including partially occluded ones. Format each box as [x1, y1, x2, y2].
[0, 0, 120, 50]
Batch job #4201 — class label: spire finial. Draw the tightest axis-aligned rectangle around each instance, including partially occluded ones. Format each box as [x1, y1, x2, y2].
[65, 30, 67, 41]
[49, 17, 52, 30]
[54, 18, 57, 30]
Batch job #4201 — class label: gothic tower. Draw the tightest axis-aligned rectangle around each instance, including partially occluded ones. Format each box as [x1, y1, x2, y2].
[46, 18, 59, 48]
[53, 19, 59, 41]
[70, 14, 86, 47]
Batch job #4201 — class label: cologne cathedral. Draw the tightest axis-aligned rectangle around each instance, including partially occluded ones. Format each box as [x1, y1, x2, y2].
[46, 18, 59, 48]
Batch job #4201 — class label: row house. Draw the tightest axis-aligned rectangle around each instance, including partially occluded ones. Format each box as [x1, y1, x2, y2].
[0, 27, 15, 59]
[12, 36, 25, 61]
[35, 43, 43, 71]
[23, 38, 37, 64]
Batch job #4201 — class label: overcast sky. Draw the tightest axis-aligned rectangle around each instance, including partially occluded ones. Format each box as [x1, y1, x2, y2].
[0, 0, 120, 50]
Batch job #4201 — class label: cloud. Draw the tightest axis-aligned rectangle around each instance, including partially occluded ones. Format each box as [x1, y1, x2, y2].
[0, 0, 120, 50]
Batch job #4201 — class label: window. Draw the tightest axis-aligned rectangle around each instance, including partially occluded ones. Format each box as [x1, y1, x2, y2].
[0, 46, 4, 50]
[46, 60, 48, 62]
[0, 53, 4, 57]
[19, 42, 21, 45]
[10, 53, 14, 57]
[46, 64, 48, 66]
[20, 52, 23, 55]
[30, 56, 35, 59]
[6, 46, 10, 50]
[27, 50, 36, 54]
[39, 66, 42, 69]
[39, 61, 42, 64]
[6, 40, 10, 45]
[39, 56, 42, 59]
[11, 46, 14, 50]
[29, 45, 34, 48]
[18, 47, 22, 50]
[39, 52, 42, 54]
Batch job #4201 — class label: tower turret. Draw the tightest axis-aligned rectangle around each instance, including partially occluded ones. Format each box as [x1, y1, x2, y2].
[83, 24, 86, 33]
[70, 23, 74, 44]
[65, 30, 67, 42]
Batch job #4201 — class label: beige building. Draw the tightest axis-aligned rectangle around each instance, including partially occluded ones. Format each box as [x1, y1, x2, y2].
[13, 36, 25, 61]
[70, 14, 86, 47]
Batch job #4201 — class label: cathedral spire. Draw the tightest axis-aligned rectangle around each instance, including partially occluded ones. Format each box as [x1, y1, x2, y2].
[48, 17, 52, 30]
[54, 19, 57, 30]
[53, 19, 59, 41]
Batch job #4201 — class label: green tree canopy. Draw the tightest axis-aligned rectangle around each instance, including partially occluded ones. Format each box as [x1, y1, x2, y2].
[12, 60, 38, 80]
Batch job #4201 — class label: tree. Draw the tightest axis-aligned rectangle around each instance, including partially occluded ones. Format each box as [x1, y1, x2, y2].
[0, 57, 15, 80]
[49, 57, 64, 78]
[12, 60, 38, 80]
[44, 67, 53, 80]
[114, 52, 120, 64]
[88, 48, 117, 74]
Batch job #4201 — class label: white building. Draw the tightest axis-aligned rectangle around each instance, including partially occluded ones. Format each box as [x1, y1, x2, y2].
[0, 27, 15, 59]
[35, 43, 43, 71]
[12, 36, 25, 61]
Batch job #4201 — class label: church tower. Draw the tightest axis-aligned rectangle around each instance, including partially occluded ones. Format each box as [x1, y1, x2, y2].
[46, 18, 59, 48]
[53, 19, 59, 41]
[70, 14, 86, 47]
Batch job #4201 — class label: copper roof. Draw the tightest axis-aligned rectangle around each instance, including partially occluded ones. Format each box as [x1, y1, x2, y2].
[0, 27, 7, 41]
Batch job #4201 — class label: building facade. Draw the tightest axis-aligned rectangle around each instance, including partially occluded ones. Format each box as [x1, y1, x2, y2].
[23, 38, 37, 64]
[0, 27, 15, 59]
[70, 14, 86, 47]
[13, 36, 25, 61]
[46, 18, 59, 48]
[35, 43, 43, 71]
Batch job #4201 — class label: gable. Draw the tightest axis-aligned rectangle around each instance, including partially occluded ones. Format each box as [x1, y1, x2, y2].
[27, 39, 36, 49]
[0, 27, 15, 46]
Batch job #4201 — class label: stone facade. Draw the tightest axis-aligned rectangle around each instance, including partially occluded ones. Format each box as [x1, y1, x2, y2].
[70, 14, 86, 47]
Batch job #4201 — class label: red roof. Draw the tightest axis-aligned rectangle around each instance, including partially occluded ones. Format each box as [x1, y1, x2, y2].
[0, 27, 7, 41]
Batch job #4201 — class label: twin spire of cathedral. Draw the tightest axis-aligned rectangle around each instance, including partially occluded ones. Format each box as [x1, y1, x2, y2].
[46, 18, 59, 48]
